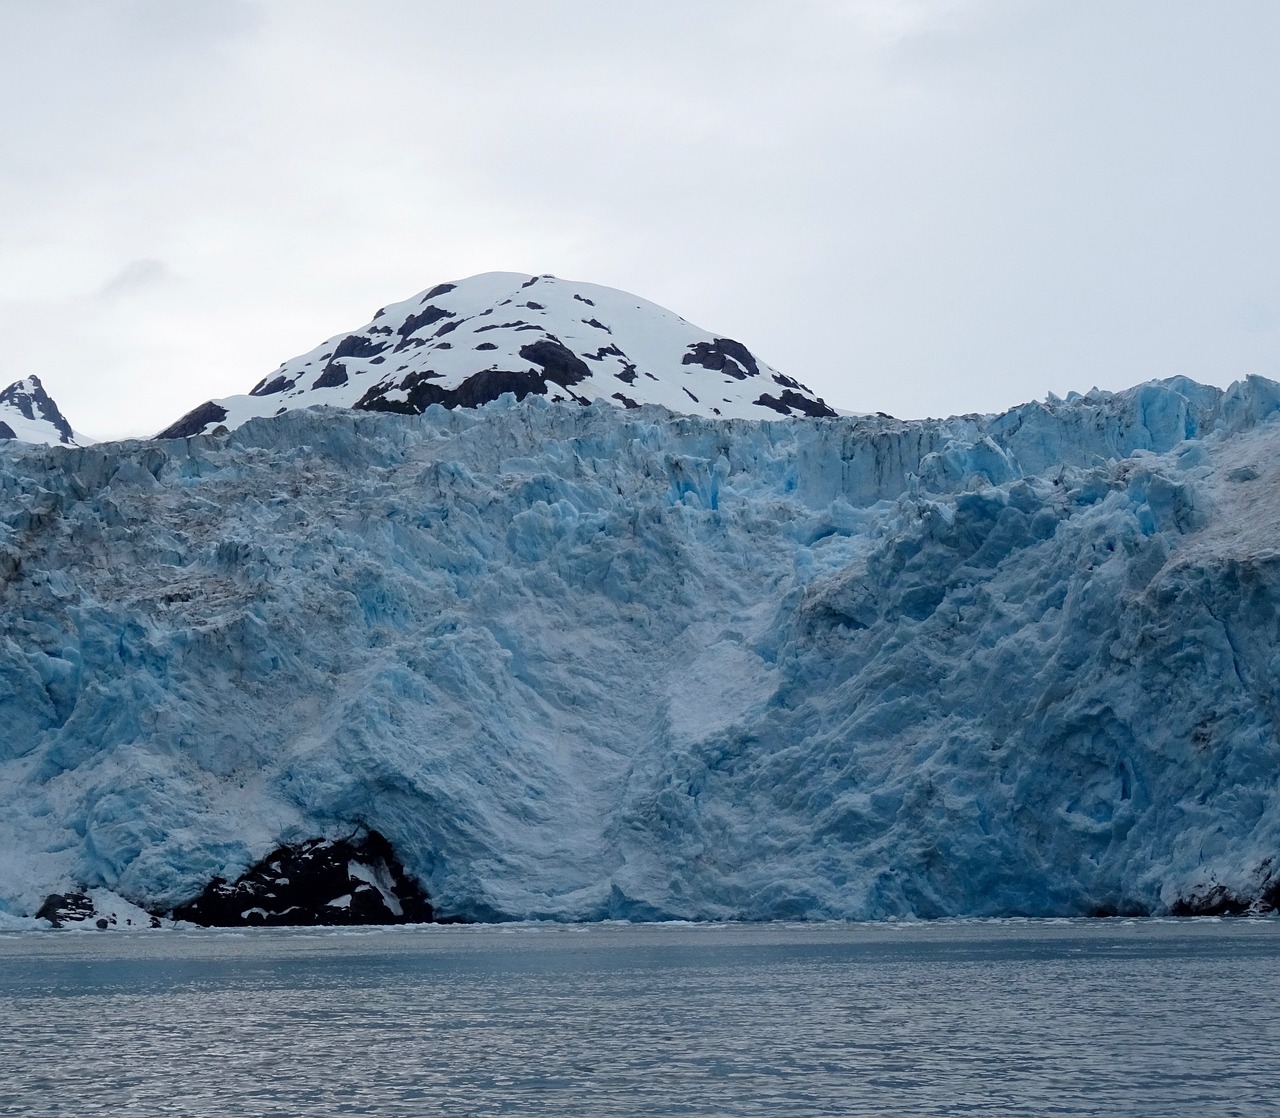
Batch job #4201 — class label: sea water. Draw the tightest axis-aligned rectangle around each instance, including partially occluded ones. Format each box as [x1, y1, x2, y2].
[1, 919, 1277, 1116]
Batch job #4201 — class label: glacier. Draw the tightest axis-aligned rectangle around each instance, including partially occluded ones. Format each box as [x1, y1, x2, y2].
[1, 375, 1279, 923]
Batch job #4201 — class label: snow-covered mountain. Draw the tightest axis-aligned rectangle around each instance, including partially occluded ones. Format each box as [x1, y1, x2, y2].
[156, 272, 835, 438]
[3, 375, 1280, 926]
[0, 376, 81, 446]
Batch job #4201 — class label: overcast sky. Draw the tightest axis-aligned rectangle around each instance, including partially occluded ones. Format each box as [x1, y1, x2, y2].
[2, 1, 1278, 439]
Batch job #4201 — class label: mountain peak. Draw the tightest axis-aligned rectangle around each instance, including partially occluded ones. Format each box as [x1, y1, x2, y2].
[0, 374, 79, 446]
[157, 272, 836, 438]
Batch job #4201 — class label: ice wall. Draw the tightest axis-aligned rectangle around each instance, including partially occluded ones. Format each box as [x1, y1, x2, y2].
[1, 376, 1278, 920]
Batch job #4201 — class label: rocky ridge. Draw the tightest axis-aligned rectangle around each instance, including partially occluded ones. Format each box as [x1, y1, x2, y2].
[157, 271, 836, 438]
[0, 376, 81, 446]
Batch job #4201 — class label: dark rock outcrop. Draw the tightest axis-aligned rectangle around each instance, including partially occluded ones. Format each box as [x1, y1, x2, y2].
[1169, 888, 1254, 916]
[250, 374, 296, 397]
[35, 892, 96, 928]
[682, 338, 760, 380]
[312, 362, 349, 389]
[155, 401, 229, 439]
[330, 334, 389, 361]
[357, 369, 547, 413]
[753, 390, 838, 418]
[171, 832, 434, 927]
[518, 339, 591, 387]
[0, 376, 76, 442]
[395, 306, 455, 349]
[1170, 870, 1280, 917]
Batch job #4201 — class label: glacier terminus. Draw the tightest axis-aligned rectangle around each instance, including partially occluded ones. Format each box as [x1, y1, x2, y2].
[2, 367, 1279, 926]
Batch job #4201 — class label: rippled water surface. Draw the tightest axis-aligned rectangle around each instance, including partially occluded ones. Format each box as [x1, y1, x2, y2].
[1, 920, 1278, 1116]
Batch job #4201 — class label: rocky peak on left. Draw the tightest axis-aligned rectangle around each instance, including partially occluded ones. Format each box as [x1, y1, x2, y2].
[0, 376, 82, 446]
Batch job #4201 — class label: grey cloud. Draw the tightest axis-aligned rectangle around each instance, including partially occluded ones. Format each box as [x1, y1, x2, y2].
[3, 1, 1280, 438]
[97, 258, 172, 300]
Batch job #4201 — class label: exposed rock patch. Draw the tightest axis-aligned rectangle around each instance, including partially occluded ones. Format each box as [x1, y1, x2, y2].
[331, 334, 389, 361]
[0, 376, 75, 443]
[35, 892, 96, 927]
[682, 338, 760, 380]
[357, 369, 547, 412]
[395, 306, 455, 349]
[33, 891, 161, 929]
[249, 374, 296, 398]
[754, 390, 838, 418]
[155, 401, 229, 439]
[171, 832, 434, 927]
[313, 362, 349, 389]
[518, 339, 591, 387]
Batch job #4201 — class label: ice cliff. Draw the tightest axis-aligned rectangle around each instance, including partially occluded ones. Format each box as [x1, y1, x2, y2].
[2, 375, 1279, 923]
